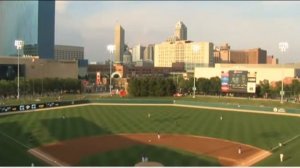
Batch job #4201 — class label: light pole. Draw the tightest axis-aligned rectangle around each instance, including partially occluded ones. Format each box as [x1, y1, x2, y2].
[107, 45, 115, 95]
[192, 44, 200, 98]
[40, 63, 44, 97]
[278, 42, 288, 104]
[14, 40, 24, 100]
[31, 58, 35, 97]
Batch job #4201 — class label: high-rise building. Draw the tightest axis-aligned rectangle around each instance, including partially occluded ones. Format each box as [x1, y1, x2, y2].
[214, 44, 268, 64]
[174, 21, 187, 41]
[214, 43, 231, 63]
[0, 1, 55, 59]
[55, 45, 84, 60]
[144, 44, 155, 61]
[114, 24, 125, 64]
[154, 41, 214, 71]
[230, 48, 267, 64]
[132, 44, 145, 62]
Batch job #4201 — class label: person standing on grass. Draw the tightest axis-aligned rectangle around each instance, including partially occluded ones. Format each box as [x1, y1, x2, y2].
[280, 153, 284, 162]
[62, 112, 66, 119]
[148, 113, 151, 118]
[220, 115, 223, 121]
[141, 153, 146, 162]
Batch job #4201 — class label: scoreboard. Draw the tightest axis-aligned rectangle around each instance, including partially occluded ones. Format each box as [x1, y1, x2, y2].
[221, 70, 256, 93]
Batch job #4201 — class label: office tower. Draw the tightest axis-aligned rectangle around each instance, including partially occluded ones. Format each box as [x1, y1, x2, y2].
[230, 48, 267, 64]
[144, 44, 155, 61]
[55, 45, 84, 60]
[114, 24, 125, 64]
[0, 0, 55, 59]
[174, 21, 187, 41]
[132, 44, 145, 62]
[214, 43, 231, 63]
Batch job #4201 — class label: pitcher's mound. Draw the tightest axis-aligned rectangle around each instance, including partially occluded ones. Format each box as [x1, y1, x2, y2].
[135, 161, 163, 167]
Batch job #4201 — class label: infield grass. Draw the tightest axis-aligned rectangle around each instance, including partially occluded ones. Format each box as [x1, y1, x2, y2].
[79, 144, 220, 166]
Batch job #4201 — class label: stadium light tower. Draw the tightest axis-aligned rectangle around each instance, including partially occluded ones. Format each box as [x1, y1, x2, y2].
[14, 40, 24, 100]
[107, 44, 115, 95]
[278, 42, 288, 104]
[192, 44, 200, 98]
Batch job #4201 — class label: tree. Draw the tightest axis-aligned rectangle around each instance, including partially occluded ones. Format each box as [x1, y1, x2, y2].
[148, 77, 157, 96]
[209, 77, 221, 95]
[259, 80, 270, 98]
[291, 79, 300, 97]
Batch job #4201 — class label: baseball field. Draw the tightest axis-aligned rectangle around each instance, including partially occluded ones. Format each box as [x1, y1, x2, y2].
[0, 101, 300, 166]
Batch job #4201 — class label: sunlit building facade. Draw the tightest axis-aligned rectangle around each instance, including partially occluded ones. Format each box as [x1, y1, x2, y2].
[154, 41, 214, 71]
[114, 24, 125, 64]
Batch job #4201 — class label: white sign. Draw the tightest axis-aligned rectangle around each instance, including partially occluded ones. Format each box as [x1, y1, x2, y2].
[247, 83, 256, 93]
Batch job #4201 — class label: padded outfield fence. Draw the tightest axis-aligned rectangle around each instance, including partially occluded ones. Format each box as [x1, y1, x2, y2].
[0, 99, 89, 114]
[1, 97, 300, 115]
[89, 98, 300, 115]
[174, 99, 300, 114]
[89, 98, 173, 104]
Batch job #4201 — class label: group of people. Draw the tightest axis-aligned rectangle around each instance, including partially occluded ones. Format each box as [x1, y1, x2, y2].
[237, 144, 285, 163]
[147, 111, 287, 164]
[141, 154, 149, 162]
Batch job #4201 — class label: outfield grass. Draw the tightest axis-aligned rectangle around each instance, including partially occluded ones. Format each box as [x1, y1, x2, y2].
[0, 105, 300, 166]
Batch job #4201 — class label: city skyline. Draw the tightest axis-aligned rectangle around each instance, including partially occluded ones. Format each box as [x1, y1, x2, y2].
[55, 1, 300, 64]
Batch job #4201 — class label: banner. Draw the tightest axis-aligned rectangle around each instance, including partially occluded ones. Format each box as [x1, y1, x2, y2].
[221, 71, 229, 92]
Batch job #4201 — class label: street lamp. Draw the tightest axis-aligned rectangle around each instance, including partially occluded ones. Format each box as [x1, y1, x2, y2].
[192, 44, 200, 98]
[107, 44, 115, 95]
[278, 42, 288, 104]
[14, 40, 24, 100]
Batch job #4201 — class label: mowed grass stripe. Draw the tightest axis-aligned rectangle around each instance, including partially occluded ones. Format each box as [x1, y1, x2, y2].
[0, 132, 45, 166]
[1, 105, 300, 166]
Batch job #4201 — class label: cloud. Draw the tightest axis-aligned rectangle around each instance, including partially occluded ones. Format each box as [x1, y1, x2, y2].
[55, 1, 70, 14]
[55, 1, 300, 63]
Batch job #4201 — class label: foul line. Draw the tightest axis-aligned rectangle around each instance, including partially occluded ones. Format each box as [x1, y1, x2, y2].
[271, 134, 300, 151]
[28, 148, 67, 166]
[0, 130, 30, 149]
[0, 130, 65, 166]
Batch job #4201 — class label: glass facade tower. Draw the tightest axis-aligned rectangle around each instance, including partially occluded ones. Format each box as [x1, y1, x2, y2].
[0, 1, 55, 59]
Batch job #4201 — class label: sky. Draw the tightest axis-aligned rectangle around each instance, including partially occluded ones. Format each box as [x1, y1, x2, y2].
[55, 1, 300, 64]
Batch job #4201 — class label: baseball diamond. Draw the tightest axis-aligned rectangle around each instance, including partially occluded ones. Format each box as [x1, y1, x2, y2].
[0, 102, 300, 166]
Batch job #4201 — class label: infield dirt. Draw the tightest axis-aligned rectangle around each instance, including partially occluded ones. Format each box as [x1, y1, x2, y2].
[28, 133, 271, 166]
